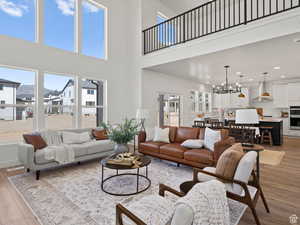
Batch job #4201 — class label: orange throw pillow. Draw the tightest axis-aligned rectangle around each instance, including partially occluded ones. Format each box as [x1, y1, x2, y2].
[92, 129, 108, 140]
[23, 134, 47, 151]
[216, 148, 244, 181]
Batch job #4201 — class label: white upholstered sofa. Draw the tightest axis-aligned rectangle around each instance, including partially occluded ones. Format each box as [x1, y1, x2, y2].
[18, 128, 114, 180]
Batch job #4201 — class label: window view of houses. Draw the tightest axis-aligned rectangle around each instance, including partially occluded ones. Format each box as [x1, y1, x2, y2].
[0, 68, 103, 143]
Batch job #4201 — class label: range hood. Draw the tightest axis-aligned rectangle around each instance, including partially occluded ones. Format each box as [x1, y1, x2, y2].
[252, 80, 273, 102]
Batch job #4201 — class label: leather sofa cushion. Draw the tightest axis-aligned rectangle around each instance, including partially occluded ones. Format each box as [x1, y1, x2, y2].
[92, 129, 108, 140]
[163, 126, 177, 143]
[184, 149, 214, 164]
[216, 148, 244, 181]
[140, 142, 167, 153]
[175, 127, 199, 143]
[198, 128, 205, 139]
[160, 143, 186, 158]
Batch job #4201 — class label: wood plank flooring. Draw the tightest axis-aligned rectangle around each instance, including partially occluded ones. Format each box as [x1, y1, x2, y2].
[0, 137, 299, 225]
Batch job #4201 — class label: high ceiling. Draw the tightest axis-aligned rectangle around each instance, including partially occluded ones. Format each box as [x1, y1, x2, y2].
[161, 0, 209, 14]
[147, 32, 300, 85]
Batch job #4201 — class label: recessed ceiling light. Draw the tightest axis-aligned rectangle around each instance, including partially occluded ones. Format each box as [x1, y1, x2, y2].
[274, 66, 280, 70]
[248, 78, 254, 82]
[236, 72, 242, 75]
[280, 75, 286, 79]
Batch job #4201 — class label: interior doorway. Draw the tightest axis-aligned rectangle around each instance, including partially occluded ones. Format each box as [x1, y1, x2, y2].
[158, 94, 181, 127]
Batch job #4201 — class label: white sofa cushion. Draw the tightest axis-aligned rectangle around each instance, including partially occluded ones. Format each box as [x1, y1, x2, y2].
[62, 131, 91, 144]
[181, 139, 204, 149]
[153, 127, 170, 143]
[40, 130, 63, 146]
[204, 128, 221, 151]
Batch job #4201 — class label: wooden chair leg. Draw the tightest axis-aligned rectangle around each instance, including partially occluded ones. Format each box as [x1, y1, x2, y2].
[249, 204, 262, 225]
[259, 187, 270, 213]
[269, 132, 273, 146]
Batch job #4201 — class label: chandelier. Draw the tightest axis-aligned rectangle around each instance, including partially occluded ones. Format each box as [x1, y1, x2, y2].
[212, 65, 242, 94]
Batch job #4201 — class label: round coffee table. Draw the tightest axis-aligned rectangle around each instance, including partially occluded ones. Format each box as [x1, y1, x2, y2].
[100, 154, 151, 196]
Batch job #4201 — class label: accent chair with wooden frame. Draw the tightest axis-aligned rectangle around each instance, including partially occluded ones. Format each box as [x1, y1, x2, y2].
[116, 184, 188, 225]
[193, 151, 270, 225]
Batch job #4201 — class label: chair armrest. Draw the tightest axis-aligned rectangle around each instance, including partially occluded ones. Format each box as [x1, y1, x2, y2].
[159, 183, 185, 197]
[18, 143, 35, 170]
[193, 168, 250, 196]
[116, 203, 146, 225]
[213, 137, 235, 162]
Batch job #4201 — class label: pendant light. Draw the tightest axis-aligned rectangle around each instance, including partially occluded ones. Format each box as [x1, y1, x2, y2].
[238, 75, 245, 98]
[261, 72, 271, 97]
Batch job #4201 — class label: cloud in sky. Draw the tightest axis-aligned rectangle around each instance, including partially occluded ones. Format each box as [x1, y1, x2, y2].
[56, 0, 75, 16]
[0, 0, 28, 17]
[83, 1, 99, 13]
[55, 0, 100, 16]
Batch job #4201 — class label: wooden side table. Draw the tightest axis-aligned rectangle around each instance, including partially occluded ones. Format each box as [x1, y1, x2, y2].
[242, 144, 264, 184]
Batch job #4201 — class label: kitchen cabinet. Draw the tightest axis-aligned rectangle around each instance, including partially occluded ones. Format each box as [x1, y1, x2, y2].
[213, 88, 249, 109]
[288, 83, 300, 106]
[273, 84, 288, 108]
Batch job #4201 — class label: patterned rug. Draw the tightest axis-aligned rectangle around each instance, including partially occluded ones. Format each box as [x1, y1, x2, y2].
[260, 150, 285, 166]
[9, 158, 247, 225]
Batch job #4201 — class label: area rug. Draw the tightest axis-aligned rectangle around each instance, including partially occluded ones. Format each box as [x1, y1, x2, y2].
[260, 150, 285, 166]
[9, 159, 247, 225]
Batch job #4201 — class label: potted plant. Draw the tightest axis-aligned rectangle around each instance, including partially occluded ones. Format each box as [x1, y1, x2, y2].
[100, 118, 140, 153]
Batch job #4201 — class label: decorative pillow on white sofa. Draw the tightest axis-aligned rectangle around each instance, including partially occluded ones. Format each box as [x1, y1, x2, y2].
[181, 139, 204, 149]
[153, 127, 170, 143]
[204, 127, 221, 151]
[62, 131, 91, 144]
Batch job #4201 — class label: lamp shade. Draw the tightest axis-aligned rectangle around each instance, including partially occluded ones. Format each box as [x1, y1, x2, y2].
[136, 109, 149, 119]
[235, 109, 259, 124]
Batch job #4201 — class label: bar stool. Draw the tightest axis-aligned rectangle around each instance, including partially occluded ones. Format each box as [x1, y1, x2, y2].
[260, 126, 273, 146]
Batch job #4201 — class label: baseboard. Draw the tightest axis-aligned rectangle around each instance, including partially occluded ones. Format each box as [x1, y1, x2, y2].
[0, 160, 22, 169]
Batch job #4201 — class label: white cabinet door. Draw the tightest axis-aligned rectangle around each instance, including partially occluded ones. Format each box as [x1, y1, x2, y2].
[273, 84, 288, 108]
[213, 94, 220, 108]
[288, 83, 300, 105]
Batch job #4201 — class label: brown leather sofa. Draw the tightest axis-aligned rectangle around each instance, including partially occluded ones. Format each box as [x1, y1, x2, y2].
[138, 127, 235, 168]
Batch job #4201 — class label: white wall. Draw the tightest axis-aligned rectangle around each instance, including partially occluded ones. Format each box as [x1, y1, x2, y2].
[141, 69, 207, 128]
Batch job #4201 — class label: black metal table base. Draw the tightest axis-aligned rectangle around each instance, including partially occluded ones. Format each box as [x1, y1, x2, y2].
[101, 165, 151, 196]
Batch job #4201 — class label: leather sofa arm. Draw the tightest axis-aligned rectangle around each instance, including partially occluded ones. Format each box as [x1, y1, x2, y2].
[213, 137, 235, 162]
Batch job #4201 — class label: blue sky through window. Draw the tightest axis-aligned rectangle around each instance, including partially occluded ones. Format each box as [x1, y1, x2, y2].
[44, 0, 75, 51]
[82, 0, 105, 59]
[0, 0, 35, 42]
[0, 0, 105, 90]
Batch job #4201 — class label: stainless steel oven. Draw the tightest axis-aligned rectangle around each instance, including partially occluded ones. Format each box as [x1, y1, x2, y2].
[290, 106, 300, 130]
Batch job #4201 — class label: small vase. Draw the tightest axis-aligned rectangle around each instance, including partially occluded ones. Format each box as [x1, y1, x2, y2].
[114, 143, 129, 154]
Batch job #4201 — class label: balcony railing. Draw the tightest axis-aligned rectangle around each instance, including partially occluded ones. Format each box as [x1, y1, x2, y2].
[143, 0, 300, 54]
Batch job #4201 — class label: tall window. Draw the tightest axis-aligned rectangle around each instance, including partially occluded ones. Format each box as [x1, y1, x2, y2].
[82, 0, 106, 58]
[44, 0, 75, 51]
[81, 79, 104, 128]
[44, 73, 74, 130]
[0, 66, 35, 143]
[0, 0, 35, 42]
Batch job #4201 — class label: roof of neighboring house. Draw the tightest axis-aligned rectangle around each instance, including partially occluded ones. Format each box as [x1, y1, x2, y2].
[61, 79, 99, 92]
[0, 78, 21, 87]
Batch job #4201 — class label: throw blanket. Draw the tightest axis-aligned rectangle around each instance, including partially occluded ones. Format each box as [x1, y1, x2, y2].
[44, 145, 75, 164]
[175, 180, 230, 225]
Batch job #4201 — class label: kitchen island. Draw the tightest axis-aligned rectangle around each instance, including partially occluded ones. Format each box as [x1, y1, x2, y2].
[225, 118, 283, 146]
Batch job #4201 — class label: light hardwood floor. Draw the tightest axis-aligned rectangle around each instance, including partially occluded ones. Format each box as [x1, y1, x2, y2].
[0, 137, 299, 225]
